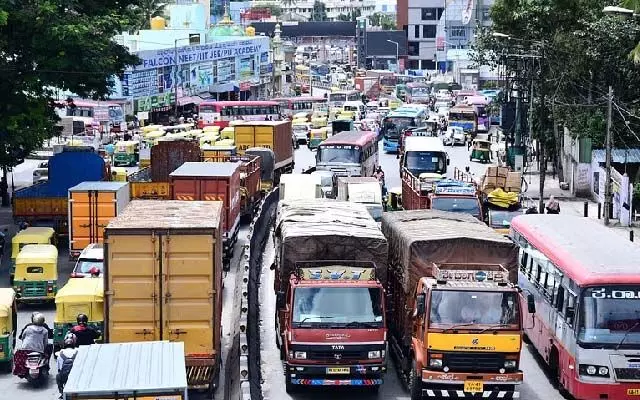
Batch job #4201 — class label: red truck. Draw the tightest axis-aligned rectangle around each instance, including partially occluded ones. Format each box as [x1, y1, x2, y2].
[274, 200, 389, 393]
[169, 162, 241, 268]
[355, 76, 381, 100]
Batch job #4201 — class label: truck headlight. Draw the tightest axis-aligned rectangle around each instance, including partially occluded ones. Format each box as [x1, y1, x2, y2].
[599, 367, 609, 376]
[368, 350, 381, 359]
[294, 351, 307, 360]
[504, 360, 517, 369]
[429, 358, 443, 368]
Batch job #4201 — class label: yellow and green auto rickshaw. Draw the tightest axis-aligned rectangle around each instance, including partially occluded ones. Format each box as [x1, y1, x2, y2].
[203, 125, 221, 134]
[110, 167, 128, 182]
[293, 111, 310, 121]
[470, 139, 492, 163]
[385, 187, 403, 211]
[143, 130, 165, 147]
[13, 244, 58, 303]
[199, 133, 220, 147]
[311, 116, 328, 129]
[308, 128, 328, 150]
[10, 227, 56, 284]
[0, 288, 16, 371]
[113, 141, 139, 167]
[141, 125, 163, 134]
[220, 127, 235, 141]
[54, 278, 103, 352]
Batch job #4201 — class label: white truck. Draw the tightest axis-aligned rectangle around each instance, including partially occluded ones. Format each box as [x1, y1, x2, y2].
[337, 177, 383, 222]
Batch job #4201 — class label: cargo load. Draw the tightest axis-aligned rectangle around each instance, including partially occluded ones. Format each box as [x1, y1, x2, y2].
[234, 121, 294, 181]
[104, 200, 223, 392]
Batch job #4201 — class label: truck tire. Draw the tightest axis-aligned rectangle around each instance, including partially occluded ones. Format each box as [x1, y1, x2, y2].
[409, 360, 422, 400]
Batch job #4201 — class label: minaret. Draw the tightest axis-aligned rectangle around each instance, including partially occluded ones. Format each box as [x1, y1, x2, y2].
[271, 24, 283, 97]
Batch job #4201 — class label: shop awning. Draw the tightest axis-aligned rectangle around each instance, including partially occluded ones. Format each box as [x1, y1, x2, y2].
[177, 96, 203, 106]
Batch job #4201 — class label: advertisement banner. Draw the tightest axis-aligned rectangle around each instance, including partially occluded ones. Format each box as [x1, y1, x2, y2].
[196, 62, 214, 91]
[239, 57, 252, 80]
[217, 59, 233, 84]
[135, 92, 176, 112]
[122, 69, 159, 98]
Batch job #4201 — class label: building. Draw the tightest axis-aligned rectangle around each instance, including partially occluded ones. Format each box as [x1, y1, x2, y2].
[365, 31, 407, 71]
[251, 0, 376, 21]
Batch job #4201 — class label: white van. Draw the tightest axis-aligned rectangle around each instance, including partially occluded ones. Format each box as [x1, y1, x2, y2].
[403, 136, 449, 177]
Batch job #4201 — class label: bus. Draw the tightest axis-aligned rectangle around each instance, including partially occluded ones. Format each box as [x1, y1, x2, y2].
[465, 95, 490, 132]
[448, 105, 477, 133]
[197, 101, 280, 128]
[405, 82, 431, 104]
[273, 96, 327, 117]
[381, 107, 428, 153]
[511, 215, 640, 400]
[315, 130, 378, 177]
[328, 90, 361, 107]
[56, 100, 125, 132]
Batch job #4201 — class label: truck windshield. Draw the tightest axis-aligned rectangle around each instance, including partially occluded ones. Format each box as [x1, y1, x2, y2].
[405, 151, 447, 175]
[292, 287, 384, 328]
[431, 197, 480, 218]
[579, 286, 640, 349]
[430, 290, 519, 327]
[317, 145, 361, 163]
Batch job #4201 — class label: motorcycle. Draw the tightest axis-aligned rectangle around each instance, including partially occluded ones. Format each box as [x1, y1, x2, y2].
[13, 339, 52, 386]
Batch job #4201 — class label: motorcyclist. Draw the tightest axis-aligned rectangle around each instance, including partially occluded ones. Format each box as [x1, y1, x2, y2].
[19, 312, 50, 355]
[70, 313, 100, 346]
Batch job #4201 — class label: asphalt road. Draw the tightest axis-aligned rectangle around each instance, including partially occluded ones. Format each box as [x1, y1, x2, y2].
[261, 139, 566, 400]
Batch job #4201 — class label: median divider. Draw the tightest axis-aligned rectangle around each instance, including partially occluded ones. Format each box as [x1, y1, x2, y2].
[240, 187, 279, 400]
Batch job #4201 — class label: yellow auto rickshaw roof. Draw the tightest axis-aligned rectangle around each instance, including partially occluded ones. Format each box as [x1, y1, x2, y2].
[203, 126, 220, 132]
[111, 167, 127, 173]
[0, 288, 15, 318]
[55, 278, 104, 303]
[216, 139, 235, 146]
[16, 244, 58, 263]
[144, 131, 165, 138]
[293, 112, 309, 119]
[291, 118, 307, 125]
[13, 227, 55, 243]
[142, 125, 163, 132]
[115, 141, 138, 147]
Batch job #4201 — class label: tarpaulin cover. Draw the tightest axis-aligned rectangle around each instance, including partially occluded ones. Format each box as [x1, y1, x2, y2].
[275, 199, 388, 288]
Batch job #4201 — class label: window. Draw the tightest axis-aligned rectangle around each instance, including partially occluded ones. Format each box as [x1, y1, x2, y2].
[421, 59, 436, 70]
[423, 25, 437, 39]
[27, 266, 43, 274]
[556, 285, 565, 312]
[482, 7, 491, 20]
[422, 7, 444, 20]
[565, 293, 577, 326]
[408, 42, 420, 56]
[450, 25, 466, 38]
[408, 59, 419, 69]
[414, 25, 420, 38]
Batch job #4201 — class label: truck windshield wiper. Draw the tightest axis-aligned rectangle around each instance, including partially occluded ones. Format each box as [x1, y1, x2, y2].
[343, 321, 379, 329]
[478, 324, 512, 334]
[443, 323, 477, 332]
[615, 321, 640, 350]
[293, 316, 334, 327]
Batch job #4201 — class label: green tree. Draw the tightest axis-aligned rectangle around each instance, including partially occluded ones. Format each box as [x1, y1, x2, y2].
[0, 0, 142, 202]
[311, 1, 328, 21]
[128, 0, 167, 31]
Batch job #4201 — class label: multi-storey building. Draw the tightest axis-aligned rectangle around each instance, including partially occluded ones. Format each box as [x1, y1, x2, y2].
[251, 0, 377, 21]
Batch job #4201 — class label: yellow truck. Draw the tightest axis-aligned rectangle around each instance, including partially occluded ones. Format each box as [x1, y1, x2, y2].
[103, 200, 223, 393]
[234, 121, 294, 182]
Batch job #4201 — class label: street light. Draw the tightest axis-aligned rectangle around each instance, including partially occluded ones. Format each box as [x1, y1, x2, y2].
[603, 5, 637, 16]
[387, 40, 399, 73]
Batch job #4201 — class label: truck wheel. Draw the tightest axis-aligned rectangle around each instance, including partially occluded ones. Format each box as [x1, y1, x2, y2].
[409, 360, 422, 400]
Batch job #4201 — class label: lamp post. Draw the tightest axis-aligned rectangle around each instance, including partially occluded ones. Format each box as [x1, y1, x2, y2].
[603, 5, 638, 17]
[174, 38, 191, 116]
[386, 40, 399, 73]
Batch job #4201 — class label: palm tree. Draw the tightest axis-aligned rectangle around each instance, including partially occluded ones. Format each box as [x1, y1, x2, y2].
[130, 0, 167, 31]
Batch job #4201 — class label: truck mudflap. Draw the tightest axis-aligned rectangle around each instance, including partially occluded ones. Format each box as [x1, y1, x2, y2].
[423, 389, 519, 399]
[421, 370, 522, 399]
[186, 357, 219, 389]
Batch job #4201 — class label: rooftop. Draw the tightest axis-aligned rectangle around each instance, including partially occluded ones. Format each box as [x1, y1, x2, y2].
[106, 200, 222, 230]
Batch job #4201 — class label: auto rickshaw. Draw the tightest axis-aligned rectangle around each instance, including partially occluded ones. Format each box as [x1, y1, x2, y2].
[293, 111, 310, 121]
[141, 125, 162, 134]
[10, 227, 56, 284]
[337, 110, 355, 121]
[143, 130, 165, 146]
[291, 117, 307, 126]
[13, 244, 58, 303]
[0, 288, 16, 372]
[199, 133, 220, 146]
[470, 139, 492, 163]
[311, 116, 328, 129]
[385, 187, 403, 212]
[110, 167, 128, 182]
[113, 141, 139, 167]
[54, 278, 103, 352]
[203, 125, 221, 134]
[308, 128, 328, 150]
[220, 126, 235, 141]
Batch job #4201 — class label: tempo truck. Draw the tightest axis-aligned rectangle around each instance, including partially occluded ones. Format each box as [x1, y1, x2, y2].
[381, 210, 533, 399]
[273, 199, 389, 393]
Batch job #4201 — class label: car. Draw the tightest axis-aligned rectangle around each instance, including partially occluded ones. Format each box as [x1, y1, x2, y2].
[292, 123, 311, 144]
[443, 127, 466, 146]
[71, 243, 104, 278]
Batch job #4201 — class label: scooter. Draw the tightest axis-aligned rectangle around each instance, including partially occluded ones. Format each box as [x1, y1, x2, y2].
[24, 351, 50, 385]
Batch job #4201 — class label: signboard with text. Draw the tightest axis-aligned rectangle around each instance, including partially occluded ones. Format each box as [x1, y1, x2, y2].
[135, 92, 176, 113]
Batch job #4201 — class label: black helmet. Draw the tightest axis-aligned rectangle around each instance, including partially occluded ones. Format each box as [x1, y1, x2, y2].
[77, 313, 89, 325]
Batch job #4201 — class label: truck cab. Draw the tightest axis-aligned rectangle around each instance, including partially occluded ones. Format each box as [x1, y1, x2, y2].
[429, 180, 483, 221]
[408, 264, 532, 399]
[276, 264, 387, 393]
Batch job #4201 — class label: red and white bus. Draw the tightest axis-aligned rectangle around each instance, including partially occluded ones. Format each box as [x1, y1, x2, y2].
[272, 96, 327, 117]
[55, 100, 125, 132]
[511, 215, 640, 400]
[315, 129, 378, 177]
[197, 101, 280, 128]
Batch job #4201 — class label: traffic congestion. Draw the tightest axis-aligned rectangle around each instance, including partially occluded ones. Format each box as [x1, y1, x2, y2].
[0, 63, 636, 400]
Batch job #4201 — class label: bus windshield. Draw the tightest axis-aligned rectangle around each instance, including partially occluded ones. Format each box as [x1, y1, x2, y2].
[579, 286, 640, 349]
[430, 290, 520, 326]
[410, 87, 430, 96]
[292, 287, 384, 328]
[200, 105, 216, 113]
[382, 116, 416, 138]
[405, 151, 447, 175]
[330, 93, 347, 103]
[449, 112, 476, 121]
[317, 144, 361, 163]
[431, 197, 481, 217]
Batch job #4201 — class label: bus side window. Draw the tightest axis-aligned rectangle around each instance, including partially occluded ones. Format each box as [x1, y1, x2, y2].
[535, 263, 546, 290]
[555, 285, 565, 313]
[565, 294, 577, 327]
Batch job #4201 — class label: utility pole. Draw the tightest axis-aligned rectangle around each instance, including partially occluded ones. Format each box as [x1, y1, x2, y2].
[604, 85, 613, 225]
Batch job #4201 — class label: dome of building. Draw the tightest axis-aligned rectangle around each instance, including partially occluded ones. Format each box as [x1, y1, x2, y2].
[150, 16, 166, 30]
[207, 5, 246, 41]
[245, 26, 255, 36]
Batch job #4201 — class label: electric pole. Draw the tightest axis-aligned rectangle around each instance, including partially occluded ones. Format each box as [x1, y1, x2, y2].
[604, 85, 613, 225]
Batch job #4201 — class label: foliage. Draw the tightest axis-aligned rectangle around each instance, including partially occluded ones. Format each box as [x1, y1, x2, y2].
[257, 5, 282, 17]
[311, 1, 328, 21]
[128, 0, 167, 31]
[622, 0, 640, 62]
[369, 12, 397, 30]
[0, 0, 141, 173]
[336, 13, 350, 21]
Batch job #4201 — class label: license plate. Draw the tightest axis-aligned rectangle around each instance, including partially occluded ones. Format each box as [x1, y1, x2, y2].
[628, 389, 640, 395]
[464, 380, 483, 393]
[327, 367, 350, 374]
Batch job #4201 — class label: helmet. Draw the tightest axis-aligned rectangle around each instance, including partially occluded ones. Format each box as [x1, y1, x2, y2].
[31, 312, 45, 326]
[77, 313, 89, 325]
[63, 333, 77, 347]
[88, 266, 100, 276]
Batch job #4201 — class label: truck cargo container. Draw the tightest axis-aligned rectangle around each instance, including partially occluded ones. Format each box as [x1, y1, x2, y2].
[68, 182, 130, 258]
[170, 162, 241, 267]
[381, 210, 527, 399]
[103, 200, 223, 393]
[234, 121, 294, 182]
[13, 148, 107, 233]
[274, 200, 388, 393]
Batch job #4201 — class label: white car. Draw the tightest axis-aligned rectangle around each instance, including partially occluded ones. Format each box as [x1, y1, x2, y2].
[292, 123, 311, 143]
[443, 127, 466, 146]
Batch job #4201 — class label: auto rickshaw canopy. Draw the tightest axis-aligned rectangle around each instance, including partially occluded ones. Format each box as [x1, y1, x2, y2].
[0, 288, 15, 320]
[15, 244, 58, 281]
[114, 141, 138, 153]
[11, 227, 55, 259]
[472, 139, 492, 149]
[55, 278, 103, 323]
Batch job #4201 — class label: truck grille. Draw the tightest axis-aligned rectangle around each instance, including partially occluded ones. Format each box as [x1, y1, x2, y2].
[308, 350, 367, 362]
[443, 352, 505, 372]
[615, 368, 640, 380]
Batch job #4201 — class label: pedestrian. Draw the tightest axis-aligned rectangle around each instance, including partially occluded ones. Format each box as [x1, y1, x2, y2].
[546, 195, 561, 214]
[56, 333, 78, 399]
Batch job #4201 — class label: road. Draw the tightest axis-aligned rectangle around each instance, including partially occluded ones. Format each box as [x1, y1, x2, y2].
[261, 139, 566, 400]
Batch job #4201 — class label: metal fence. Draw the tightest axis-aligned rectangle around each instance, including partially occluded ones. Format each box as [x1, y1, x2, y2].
[240, 187, 279, 400]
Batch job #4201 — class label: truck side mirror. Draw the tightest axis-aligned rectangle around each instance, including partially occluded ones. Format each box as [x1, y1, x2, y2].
[276, 291, 286, 309]
[270, 262, 276, 271]
[527, 294, 536, 314]
[414, 293, 426, 317]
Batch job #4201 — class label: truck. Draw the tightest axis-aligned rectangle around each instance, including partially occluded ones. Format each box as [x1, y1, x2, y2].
[381, 210, 530, 400]
[274, 199, 389, 393]
[355, 76, 381, 101]
[13, 147, 107, 234]
[336, 177, 383, 222]
[169, 162, 241, 267]
[234, 121, 294, 182]
[103, 200, 223, 393]
[67, 181, 130, 259]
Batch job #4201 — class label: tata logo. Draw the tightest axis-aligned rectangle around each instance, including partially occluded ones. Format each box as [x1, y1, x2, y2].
[472, 338, 479, 345]
[332, 345, 345, 350]
[334, 354, 342, 360]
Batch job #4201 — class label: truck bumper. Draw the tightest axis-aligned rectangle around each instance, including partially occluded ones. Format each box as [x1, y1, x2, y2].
[421, 369, 522, 399]
[285, 362, 385, 386]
